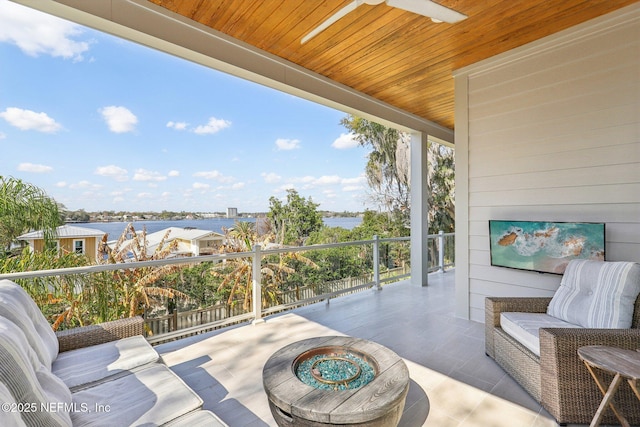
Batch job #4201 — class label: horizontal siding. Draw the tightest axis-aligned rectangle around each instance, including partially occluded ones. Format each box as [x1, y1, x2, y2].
[461, 8, 640, 322]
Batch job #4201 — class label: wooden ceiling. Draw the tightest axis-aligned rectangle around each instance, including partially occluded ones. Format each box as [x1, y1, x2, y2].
[147, 0, 638, 130]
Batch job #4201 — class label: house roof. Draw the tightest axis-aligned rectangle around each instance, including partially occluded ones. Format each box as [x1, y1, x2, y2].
[17, 225, 107, 240]
[150, 227, 224, 242]
[14, 0, 638, 139]
[114, 227, 224, 255]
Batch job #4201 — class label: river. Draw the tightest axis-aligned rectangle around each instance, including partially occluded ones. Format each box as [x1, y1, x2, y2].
[75, 217, 362, 239]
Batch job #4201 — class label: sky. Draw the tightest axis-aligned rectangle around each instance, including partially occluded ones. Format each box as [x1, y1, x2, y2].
[0, 0, 373, 213]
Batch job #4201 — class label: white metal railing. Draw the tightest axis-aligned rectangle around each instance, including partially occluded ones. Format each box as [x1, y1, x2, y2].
[0, 232, 454, 343]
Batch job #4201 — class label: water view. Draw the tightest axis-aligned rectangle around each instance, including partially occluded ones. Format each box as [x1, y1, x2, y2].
[77, 217, 362, 239]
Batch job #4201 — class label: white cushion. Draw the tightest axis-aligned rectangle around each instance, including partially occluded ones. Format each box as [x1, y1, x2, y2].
[165, 410, 228, 427]
[71, 363, 203, 426]
[0, 280, 59, 368]
[501, 312, 581, 356]
[0, 382, 28, 427]
[0, 317, 72, 427]
[547, 260, 640, 328]
[52, 335, 159, 389]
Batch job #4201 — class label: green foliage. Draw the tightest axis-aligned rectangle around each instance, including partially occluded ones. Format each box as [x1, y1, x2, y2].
[97, 223, 190, 319]
[0, 176, 62, 253]
[157, 262, 224, 310]
[349, 210, 409, 240]
[268, 189, 323, 245]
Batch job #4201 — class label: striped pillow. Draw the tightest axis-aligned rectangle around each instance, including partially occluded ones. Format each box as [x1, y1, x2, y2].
[0, 280, 59, 369]
[0, 317, 72, 427]
[547, 260, 640, 328]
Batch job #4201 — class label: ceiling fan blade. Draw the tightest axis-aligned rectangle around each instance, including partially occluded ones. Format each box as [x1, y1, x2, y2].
[386, 0, 467, 23]
[301, 1, 362, 44]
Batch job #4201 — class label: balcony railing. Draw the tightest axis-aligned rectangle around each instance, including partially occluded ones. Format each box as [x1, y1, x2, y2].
[0, 232, 454, 344]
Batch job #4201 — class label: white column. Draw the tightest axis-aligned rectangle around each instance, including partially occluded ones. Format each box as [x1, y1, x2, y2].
[410, 131, 429, 286]
[252, 244, 265, 325]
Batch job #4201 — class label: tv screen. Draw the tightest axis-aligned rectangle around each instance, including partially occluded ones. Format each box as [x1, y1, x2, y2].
[489, 220, 605, 274]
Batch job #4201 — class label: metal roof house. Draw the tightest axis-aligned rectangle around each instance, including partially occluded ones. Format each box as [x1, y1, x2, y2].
[17, 225, 107, 262]
[114, 227, 225, 258]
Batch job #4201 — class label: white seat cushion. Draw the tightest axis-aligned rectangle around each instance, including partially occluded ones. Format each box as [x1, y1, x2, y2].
[0, 382, 27, 427]
[500, 312, 582, 356]
[165, 410, 228, 427]
[52, 335, 159, 390]
[0, 280, 59, 369]
[0, 317, 72, 427]
[70, 363, 203, 427]
[547, 260, 640, 328]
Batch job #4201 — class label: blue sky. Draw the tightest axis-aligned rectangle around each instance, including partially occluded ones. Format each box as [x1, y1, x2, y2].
[0, 0, 371, 213]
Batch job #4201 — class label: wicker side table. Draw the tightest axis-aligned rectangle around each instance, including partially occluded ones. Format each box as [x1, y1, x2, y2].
[578, 345, 640, 427]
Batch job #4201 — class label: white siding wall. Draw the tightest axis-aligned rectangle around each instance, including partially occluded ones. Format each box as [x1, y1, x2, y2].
[454, 5, 640, 322]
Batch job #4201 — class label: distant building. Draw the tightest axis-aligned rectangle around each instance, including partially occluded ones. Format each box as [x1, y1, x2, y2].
[17, 225, 106, 262]
[227, 207, 238, 218]
[113, 227, 225, 258]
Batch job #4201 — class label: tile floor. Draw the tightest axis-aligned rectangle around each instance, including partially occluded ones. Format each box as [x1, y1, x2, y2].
[155, 272, 613, 427]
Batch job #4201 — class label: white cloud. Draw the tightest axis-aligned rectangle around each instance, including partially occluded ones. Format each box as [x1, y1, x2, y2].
[69, 180, 100, 190]
[193, 170, 234, 183]
[55, 181, 67, 187]
[133, 169, 166, 182]
[17, 162, 53, 173]
[331, 133, 359, 149]
[99, 106, 137, 133]
[94, 165, 128, 181]
[0, 107, 62, 133]
[137, 192, 152, 199]
[343, 185, 364, 192]
[0, 1, 90, 61]
[193, 117, 231, 135]
[262, 172, 281, 184]
[275, 138, 300, 151]
[276, 183, 296, 193]
[0, 132, 6, 139]
[192, 182, 210, 190]
[341, 176, 366, 185]
[314, 175, 342, 185]
[231, 182, 245, 190]
[168, 170, 180, 177]
[167, 121, 188, 131]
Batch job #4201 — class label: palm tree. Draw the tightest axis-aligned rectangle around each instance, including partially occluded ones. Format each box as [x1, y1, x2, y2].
[212, 221, 318, 311]
[0, 176, 62, 253]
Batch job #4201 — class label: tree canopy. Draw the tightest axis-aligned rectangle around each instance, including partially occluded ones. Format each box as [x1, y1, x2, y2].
[341, 115, 455, 233]
[268, 189, 323, 246]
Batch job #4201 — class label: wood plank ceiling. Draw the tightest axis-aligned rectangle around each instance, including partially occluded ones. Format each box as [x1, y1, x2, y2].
[147, 0, 638, 130]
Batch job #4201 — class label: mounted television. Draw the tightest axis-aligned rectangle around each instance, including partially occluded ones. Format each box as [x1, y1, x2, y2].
[489, 220, 605, 275]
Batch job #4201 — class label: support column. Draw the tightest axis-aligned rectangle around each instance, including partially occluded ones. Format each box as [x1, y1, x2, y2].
[410, 131, 429, 286]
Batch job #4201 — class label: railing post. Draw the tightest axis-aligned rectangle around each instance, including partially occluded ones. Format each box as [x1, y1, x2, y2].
[252, 244, 265, 325]
[373, 235, 381, 290]
[438, 230, 445, 273]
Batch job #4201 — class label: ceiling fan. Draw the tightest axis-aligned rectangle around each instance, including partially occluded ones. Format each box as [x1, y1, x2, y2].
[301, 0, 467, 44]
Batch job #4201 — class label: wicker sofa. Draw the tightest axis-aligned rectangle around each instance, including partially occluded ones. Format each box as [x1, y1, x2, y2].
[485, 260, 640, 425]
[0, 279, 227, 426]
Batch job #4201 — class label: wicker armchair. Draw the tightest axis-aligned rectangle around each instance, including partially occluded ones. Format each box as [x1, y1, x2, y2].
[485, 296, 640, 425]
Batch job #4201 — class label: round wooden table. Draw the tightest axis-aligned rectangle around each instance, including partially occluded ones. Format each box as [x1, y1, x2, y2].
[578, 345, 640, 427]
[262, 336, 410, 427]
